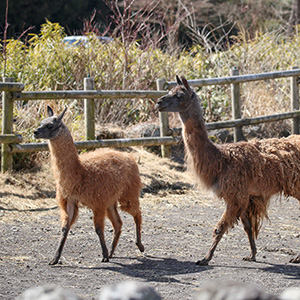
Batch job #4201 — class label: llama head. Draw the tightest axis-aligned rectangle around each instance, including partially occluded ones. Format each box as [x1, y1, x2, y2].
[156, 75, 195, 113]
[34, 106, 67, 140]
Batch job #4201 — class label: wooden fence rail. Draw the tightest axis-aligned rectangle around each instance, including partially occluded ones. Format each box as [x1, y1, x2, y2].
[13, 90, 166, 100]
[159, 66, 300, 155]
[0, 82, 24, 92]
[7, 136, 178, 154]
[1, 79, 171, 172]
[166, 68, 300, 88]
[1, 67, 300, 172]
[171, 110, 300, 135]
[0, 134, 23, 144]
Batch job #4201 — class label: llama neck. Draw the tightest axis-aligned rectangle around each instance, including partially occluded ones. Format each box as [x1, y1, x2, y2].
[180, 98, 222, 189]
[48, 126, 81, 184]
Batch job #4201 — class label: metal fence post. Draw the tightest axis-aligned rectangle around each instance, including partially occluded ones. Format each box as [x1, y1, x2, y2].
[84, 77, 95, 140]
[157, 79, 171, 157]
[231, 68, 245, 142]
[291, 66, 299, 134]
[1, 77, 14, 172]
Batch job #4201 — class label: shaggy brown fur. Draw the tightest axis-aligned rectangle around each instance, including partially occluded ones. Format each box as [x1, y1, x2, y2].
[34, 106, 144, 265]
[156, 75, 300, 265]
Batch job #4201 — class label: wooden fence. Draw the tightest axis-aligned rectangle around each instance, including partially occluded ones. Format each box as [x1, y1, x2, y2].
[1, 67, 300, 172]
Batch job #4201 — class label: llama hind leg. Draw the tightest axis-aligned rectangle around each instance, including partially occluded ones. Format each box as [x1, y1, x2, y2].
[50, 200, 78, 265]
[196, 209, 235, 266]
[106, 204, 123, 258]
[240, 212, 257, 261]
[133, 210, 144, 252]
[119, 194, 144, 253]
[93, 211, 109, 262]
[290, 228, 300, 262]
[289, 194, 300, 263]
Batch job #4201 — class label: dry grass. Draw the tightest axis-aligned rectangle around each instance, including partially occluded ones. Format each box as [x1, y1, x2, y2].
[242, 81, 289, 118]
[0, 164, 56, 221]
[0, 148, 203, 223]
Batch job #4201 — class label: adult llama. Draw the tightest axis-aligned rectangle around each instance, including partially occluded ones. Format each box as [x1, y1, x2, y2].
[156, 75, 300, 265]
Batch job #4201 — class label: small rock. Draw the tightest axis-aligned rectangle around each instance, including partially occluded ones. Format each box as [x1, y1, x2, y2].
[16, 285, 79, 300]
[280, 287, 300, 300]
[194, 281, 277, 300]
[99, 281, 161, 300]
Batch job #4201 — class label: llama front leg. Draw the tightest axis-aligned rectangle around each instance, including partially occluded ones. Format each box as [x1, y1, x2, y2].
[49, 225, 69, 265]
[106, 204, 123, 258]
[241, 212, 257, 261]
[196, 210, 233, 266]
[93, 211, 109, 262]
[49, 200, 78, 265]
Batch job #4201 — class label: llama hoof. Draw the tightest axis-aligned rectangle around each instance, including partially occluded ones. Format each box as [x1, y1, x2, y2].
[196, 259, 209, 266]
[49, 258, 59, 265]
[136, 242, 145, 253]
[102, 257, 109, 263]
[242, 256, 256, 262]
[109, 250, 115, 258]
[290, 256, 300, 263]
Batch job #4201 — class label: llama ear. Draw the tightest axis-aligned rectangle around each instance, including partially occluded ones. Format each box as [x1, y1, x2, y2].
[47, 106, 54, 117]
[176, 75, 183, 86]
[181, 77, 191, 92]
[57, 107, 67, 122]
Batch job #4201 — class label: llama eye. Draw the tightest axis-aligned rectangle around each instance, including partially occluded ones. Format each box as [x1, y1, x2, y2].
[47, 124, 54, 129]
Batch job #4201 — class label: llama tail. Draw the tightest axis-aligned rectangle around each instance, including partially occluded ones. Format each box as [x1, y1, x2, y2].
[248, 195, 270, 238]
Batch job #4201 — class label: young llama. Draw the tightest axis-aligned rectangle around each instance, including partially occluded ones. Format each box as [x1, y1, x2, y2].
[34, 106, 144, 265]
[156, 75, 300, 265]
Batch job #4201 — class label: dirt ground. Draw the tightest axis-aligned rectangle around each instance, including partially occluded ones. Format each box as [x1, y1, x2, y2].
[1, 148, 300, 300]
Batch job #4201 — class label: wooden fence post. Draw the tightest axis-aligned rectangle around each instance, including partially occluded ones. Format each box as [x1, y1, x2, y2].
[157, 78, 171, 157]
[291, 66, 299, 134]
[84, 77, 95, 140]
[1, 77, 14, 172]
[231, 68, 245, 142]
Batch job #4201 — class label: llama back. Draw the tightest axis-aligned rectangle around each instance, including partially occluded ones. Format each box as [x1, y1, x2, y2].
[79, 149, 142, 210]
[249, 136, 300, 196]
[216, 136, 300, 200]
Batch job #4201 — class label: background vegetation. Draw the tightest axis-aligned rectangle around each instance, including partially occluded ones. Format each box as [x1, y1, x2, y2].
[0, 0, 300, 168]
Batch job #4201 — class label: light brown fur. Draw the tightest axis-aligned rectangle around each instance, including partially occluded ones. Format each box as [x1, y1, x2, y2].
[157, 76, 300, 265]
[34, 107, 144, 265]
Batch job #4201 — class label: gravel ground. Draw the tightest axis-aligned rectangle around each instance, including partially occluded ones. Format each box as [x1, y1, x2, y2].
[1, 150, 300, 299]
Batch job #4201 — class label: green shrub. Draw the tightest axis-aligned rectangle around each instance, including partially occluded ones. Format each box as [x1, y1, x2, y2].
[1, 21, 300, 143]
